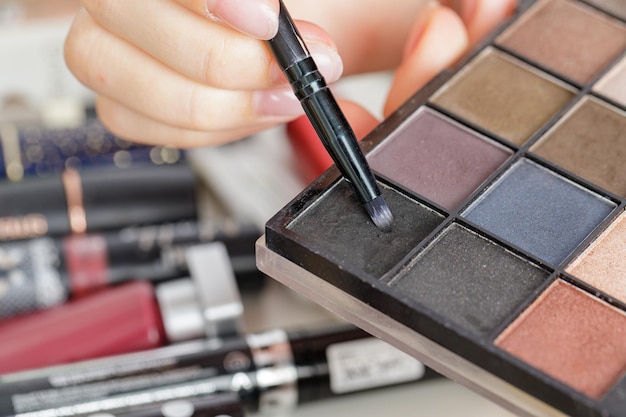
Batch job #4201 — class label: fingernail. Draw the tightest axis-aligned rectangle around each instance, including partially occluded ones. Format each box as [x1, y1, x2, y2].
[208, 0, 279, 39]
[254, 87, 304, 117]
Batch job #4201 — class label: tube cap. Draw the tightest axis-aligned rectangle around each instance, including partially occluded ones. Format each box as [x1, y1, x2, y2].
[156, 242, 243, 342]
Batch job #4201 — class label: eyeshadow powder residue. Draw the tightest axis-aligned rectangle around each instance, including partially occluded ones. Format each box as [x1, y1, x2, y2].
[532, 97, 626, 198]
[390, 223, 549, 337]
[431, 49, 575, 146]
[496, 280, 626, 399]
[288, 181, 444, 278]
[566, 212, 626, 304]
[463, 159, 615, 266]
[496, 0, 626, 84]
[368, 108, 511, 210]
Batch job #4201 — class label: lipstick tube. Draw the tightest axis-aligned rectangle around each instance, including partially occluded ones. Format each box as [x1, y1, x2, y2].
[0, 242, 243, 374]
[0, 163, 197, 241]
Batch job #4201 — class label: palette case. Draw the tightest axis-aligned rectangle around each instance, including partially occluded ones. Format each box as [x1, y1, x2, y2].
[256, 0, 626, 416]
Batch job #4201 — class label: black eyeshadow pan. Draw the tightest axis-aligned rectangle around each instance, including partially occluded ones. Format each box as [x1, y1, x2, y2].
[287, 181, 444, 279]
[390, 223, 549, 338]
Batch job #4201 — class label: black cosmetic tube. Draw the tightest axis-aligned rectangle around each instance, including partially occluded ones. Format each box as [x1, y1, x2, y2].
[0, 163, 197, 241]
[0, 324, 439, 416]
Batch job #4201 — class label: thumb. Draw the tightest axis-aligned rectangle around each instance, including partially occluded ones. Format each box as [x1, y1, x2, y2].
[384, 4, 469, 117]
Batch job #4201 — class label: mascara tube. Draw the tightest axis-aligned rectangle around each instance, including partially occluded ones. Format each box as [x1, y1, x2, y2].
[0, 163, 197, 241]
[0, 324, 438, 417]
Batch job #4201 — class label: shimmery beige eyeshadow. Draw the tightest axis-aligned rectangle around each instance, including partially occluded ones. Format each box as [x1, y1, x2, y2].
[497, 0, 626, 84]
[567, 213, 626, 303]
[531, 96, 626, 198]
[594, 56, 626, 107]
[496, 280, 626, 399]
[431, 49, 575, 146]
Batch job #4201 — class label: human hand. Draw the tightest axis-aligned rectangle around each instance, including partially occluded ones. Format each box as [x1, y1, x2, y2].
[64, 0, 516, 148]
[63, 0, 342, 147]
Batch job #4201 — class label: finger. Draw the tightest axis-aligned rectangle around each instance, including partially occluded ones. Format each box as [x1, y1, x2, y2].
[384, 5, 469, 116]
[172, 0, 280, 40]
[65, 10, 305, 132]
[95, 96, 272, 148]
[441, 0, 518, 44]
[79, 0, 342, 90]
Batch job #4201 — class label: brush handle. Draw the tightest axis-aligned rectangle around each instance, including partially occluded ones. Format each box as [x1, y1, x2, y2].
[267, 1, 381, 205]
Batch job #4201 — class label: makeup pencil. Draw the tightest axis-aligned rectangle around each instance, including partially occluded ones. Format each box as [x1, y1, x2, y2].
[266, 1, 393, 231]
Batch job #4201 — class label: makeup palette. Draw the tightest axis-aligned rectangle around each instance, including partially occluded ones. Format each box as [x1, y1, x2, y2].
[257, 0, 626, 415]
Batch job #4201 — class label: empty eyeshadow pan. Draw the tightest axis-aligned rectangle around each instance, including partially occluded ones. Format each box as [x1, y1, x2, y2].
[567, 212, 626, 304]
[531, 96, 626, 198]
[430, 48, 575, 146]
[390, 223, 549, 337]
[496, 0, 626, 84]
[287, 181, 444, 278]
[496, 279, 626, 399]
[367, 108, 512, 211]
[463, 159, 615, 266]
[585, 0, 626, 21]
[595, 55, 626, 107]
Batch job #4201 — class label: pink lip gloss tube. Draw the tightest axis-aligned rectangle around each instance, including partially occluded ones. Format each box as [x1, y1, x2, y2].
[0, 242, 242, 374]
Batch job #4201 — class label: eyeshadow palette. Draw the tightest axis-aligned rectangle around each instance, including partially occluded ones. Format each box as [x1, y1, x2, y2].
[256, 0, 626, 415]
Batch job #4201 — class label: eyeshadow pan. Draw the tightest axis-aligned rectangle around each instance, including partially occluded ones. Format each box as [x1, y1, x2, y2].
[566, 212, 626, 304]
[531, 97, 626, 198]
[595, 55, 626, 107]
[431, 49, 575, 146]
[390, 223, 549, 337]
[585, 0, 626, 20]
[463, 159, 615, 266]
[496, 280, 626, 399]
[368, 108, 511, 210]
[497, 0, 626, 84]
[287, 181, 444, 278]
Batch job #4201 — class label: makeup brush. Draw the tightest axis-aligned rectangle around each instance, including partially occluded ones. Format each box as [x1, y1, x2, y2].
[266, 1, 393, 231]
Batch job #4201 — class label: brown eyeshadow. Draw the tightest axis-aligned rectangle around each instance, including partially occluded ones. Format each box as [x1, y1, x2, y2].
[430, 49, 575, 146]
[531, 96, 626, 197]
[497, 0, 626, 84]
[496, 280, 626, 399]
[594, 56, 626, 107]
[567, 212, 626, 304]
